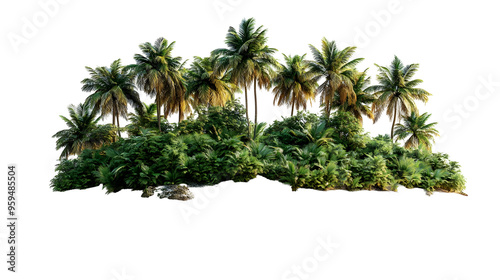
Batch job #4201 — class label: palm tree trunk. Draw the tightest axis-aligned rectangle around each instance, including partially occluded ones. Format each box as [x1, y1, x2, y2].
[325, 99, 330, 119]
[391, 101, 398, 141]
[156, 92, 161, 132]
[291, 93, 295, 117]
[113, 100, 121, 139]
[244, 85, 250, 137]
[178, 101, 183, 123]
[116, 109, 121, 138]
[253, 77, 258, 139]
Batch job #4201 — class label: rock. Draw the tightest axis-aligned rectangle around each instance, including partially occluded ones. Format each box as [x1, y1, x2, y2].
[157, 184, 194, 201]
[141, 186, 156, 198]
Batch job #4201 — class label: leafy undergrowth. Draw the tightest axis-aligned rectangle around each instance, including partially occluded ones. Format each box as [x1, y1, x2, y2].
[51, 103, 466, 196]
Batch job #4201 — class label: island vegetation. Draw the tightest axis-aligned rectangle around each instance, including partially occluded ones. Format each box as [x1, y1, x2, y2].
[51, 18, 466, 196]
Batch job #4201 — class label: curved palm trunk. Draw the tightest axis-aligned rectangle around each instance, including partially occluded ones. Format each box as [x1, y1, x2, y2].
[253, 77, 258, 139]
[244, 85, 250, 137]
[390, 100, 398, 141]
[291, 93, 295, 117]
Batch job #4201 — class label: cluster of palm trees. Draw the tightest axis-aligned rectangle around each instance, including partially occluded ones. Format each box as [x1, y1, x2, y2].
[53, 17, 440, 160]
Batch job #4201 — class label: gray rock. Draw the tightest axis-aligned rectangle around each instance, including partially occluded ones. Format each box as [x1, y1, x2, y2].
[157, 184, 194, 201]
[141, 186, 156, 198]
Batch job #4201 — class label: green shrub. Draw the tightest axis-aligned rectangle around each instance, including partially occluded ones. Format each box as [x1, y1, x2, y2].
[325, 111, 367, 151]
[50, 149, 106, 191]
[175, 100, 248, 140]
[51, 106, 466, 195]
[263, 111, 320, 147]
[353, 155, 395, 191]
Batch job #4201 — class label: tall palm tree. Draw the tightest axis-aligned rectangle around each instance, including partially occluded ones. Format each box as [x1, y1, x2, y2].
[162, 59, 191, 122]
[250, 45, 277, 138]
[212, 17, 277, 137]
[81, 59, 141, 138]
[367, 56, 431, 140]
[185, 55, 239, 108]
[308, 38, 363, 118]
[126, 37, 184, 131]
[272, 54, 317, 116]
[53, 103, 116, 159]
[331, 70, 375, 125]
[394, 111, 439, 150]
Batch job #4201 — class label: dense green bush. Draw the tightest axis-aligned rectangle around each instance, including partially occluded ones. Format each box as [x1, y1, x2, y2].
[325, 111, 368, 151]
[175, 100, 248, 140]
[51, 105, 466, 196]
[50, 149, 106, 191]
[263, 111, 320, 147]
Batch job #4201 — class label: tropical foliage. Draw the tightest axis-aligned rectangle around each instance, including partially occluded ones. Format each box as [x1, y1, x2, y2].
[81, 59, 141, 138]
[212, 17, 278, 137]
[185, 55, 239, 107]
[272, 54, 317, 116]
[308, 38, 363, 117]
[126, 37, 185, 130]
[331, 70, 375, 125]
[53, 103, 116, 159]
[367, 56, 431, 140]
[51, 18, 466, 197]
[394, 111, 439, 150]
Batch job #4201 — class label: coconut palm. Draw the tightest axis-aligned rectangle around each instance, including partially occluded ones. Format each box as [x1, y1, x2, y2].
[394, 111, 439, 150]
[81, 59, 141, 138]
[53, 103, 116, 159]
[273, 54, 317, 116]
[331, 70, 375, 125]
[308, 38, 363, 118]
[250, 46, 277, 138]
[126, 102, 159, 136]
[212, 17, 277, 137]
[185, 55, 239, 108]
[162, 59, 192, 122]
[367, 56, 431, 140]
[126, 37, 185, 130]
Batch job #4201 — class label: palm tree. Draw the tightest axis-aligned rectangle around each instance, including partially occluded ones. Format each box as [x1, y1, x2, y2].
[250, 45, 277, 138]
[126, 102, 159, 136]
[126, 37, 184, 131]
[162, 59, 191, 122]
[394, 111, 439, 150]
[367, 56, 431, 140]
[272, 54, 317, 116]
[81, 59, 141, 138]
[53, 103, 116, 159]
[212, 17, 277, 137]
[185, 55, 239, 108]
[331, 70, 375, 125]
[308, 38, 363, 118]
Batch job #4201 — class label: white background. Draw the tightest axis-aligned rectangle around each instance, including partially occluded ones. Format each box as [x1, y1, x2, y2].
[1, 0, 499, 279]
